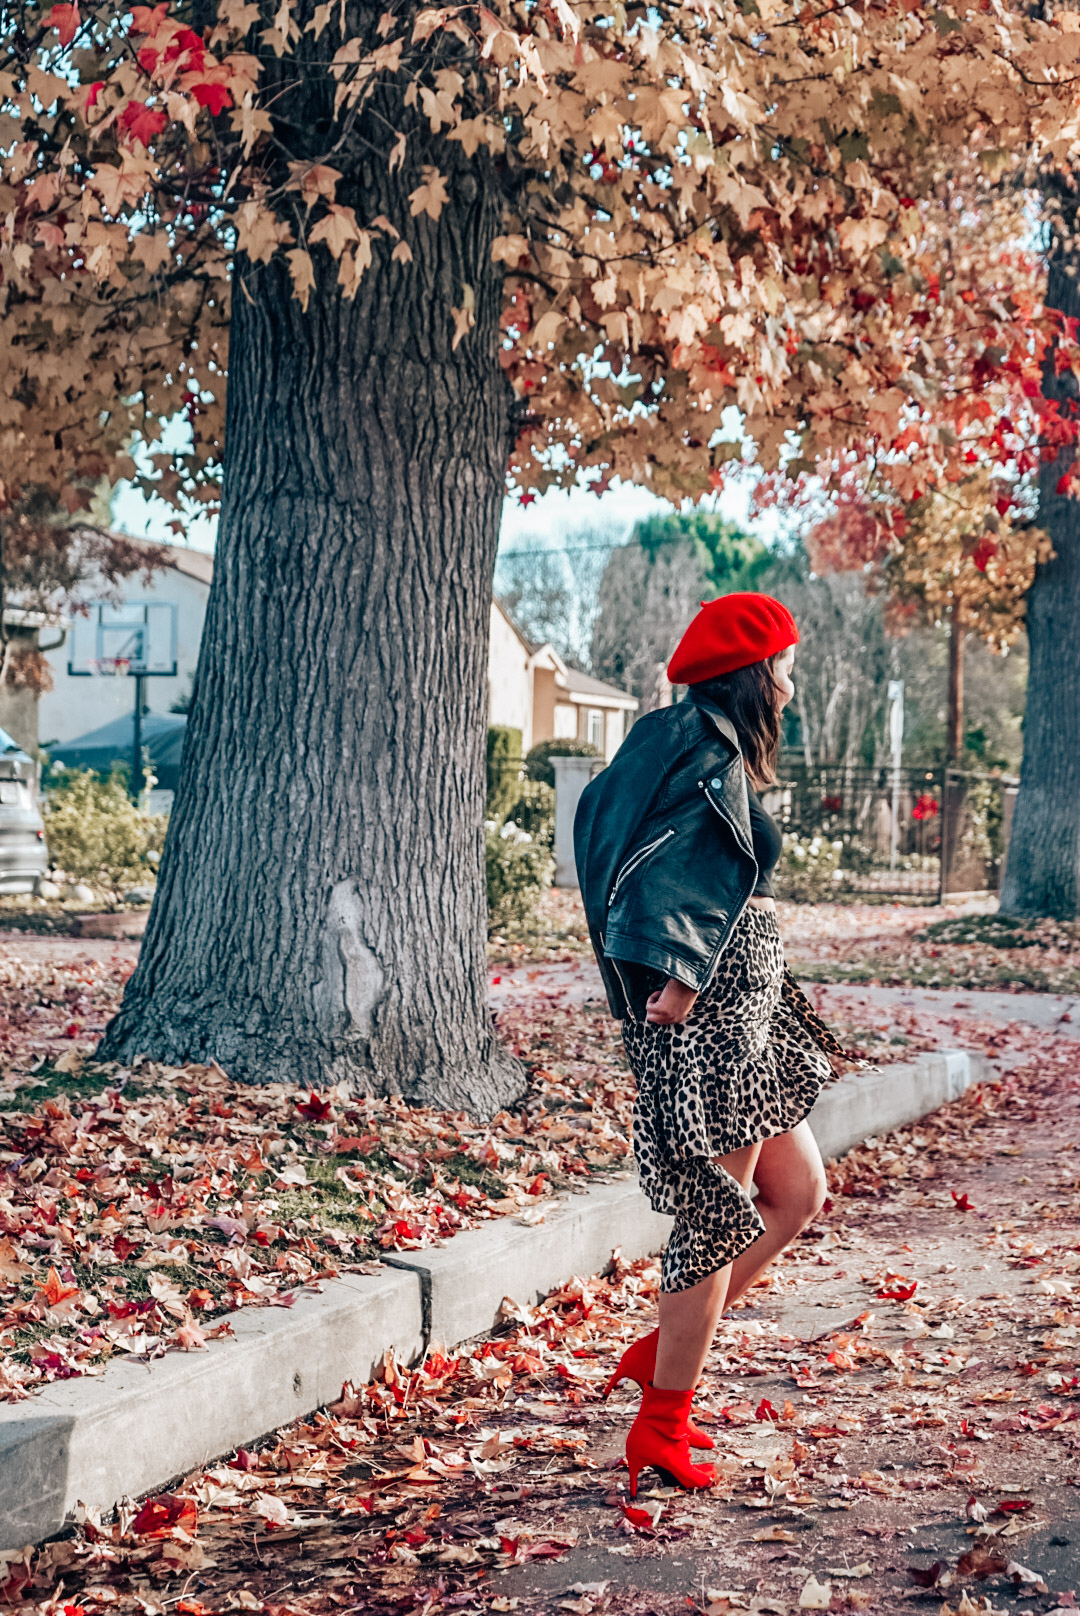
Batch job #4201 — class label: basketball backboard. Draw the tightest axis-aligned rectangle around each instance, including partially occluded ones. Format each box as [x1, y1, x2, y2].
[68, 602, 178, 677]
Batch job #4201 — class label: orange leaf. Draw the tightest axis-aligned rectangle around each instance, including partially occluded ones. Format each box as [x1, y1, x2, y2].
[47, 3, 79, 44]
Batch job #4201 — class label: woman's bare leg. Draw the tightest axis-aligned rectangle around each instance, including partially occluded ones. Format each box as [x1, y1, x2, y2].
[724, 1121, 827, 1308]
[653, 1141, 761, 1390]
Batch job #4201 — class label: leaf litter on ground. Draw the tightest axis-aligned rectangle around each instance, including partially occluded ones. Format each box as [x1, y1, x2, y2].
[6, 917, 1080, 1612]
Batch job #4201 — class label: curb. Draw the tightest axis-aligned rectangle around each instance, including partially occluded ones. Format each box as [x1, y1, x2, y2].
[0, 1046, 983, 1550]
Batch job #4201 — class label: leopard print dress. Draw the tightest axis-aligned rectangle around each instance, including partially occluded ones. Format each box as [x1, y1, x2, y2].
[623, 903, 840, 1294]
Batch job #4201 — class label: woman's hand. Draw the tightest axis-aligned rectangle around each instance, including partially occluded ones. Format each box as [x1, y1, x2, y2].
[645, 978, 699, 1025]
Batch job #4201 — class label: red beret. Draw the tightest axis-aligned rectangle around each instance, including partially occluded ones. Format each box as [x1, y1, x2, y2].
[667, 593, 799, 684]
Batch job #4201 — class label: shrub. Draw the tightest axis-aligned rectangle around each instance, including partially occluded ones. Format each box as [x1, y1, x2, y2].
[485, 818, 554, 934]
[44, 767, 168, 894]
[525, 738, 600, 789]
[486, 725, 523, 819]
[773, 832, 844, 903]
[503, 780, 555, 846]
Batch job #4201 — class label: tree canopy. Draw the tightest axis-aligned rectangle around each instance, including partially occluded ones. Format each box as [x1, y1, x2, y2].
[5, 0, 1080, 521]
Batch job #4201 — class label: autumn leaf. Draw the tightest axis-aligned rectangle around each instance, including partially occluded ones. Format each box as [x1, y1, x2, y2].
[37, 1267, 82, 1318]
[878, 1279, 918, 1301]
[131, 1494, 198, 1538]
[409, 166, 449, 221]
[620, 1500, 660, 1532]
[295, 1090, 333, 1120]
[118, 100, 168, 147]
[46, 3, 79, 44]
[286, 163, 342, 206]
[309, 204, 361, 259]
[190, 81, 233, 115]
[451, 283, 475, 350]
[0, 1240, 30, 1282]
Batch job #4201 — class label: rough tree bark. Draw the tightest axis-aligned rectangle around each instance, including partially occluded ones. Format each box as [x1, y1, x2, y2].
[100, 74, 522, 1112]
[945, 612, 964, 765]
[999, 232, 1080, 919]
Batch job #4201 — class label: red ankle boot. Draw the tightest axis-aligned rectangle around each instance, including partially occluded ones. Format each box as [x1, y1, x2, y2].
[602, 1329, 715, 1449]
[626, 1382, 718, 1498]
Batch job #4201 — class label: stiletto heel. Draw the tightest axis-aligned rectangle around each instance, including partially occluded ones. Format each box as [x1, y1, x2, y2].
[625, 1382, 717, 1495]
[603, 1329, 715, 1448]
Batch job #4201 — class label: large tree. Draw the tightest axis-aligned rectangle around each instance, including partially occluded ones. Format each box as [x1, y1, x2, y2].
[5, 0, 1080, 1104]
[998, 254, 1080, 914]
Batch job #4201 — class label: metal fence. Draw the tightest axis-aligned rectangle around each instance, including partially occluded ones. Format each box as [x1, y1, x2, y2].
[526, 746, 1018, 903]
[762, 762, 1017, 901]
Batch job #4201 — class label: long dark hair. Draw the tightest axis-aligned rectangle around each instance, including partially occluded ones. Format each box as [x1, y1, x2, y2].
[691, 655, 784, 789]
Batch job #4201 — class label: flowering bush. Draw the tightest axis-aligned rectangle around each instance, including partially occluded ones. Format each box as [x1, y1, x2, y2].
[502, 780, 556, 848]
[485, 817, 555, 935]
[773, 832, 845, 903]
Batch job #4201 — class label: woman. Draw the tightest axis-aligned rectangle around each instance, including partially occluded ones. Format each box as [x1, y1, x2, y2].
[575, 593, 855, 1497]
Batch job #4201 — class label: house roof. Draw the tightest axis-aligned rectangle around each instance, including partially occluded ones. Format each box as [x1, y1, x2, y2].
[162, 544, 214, 586]
[557, 667, 638, 709]
[493, 595, 637, 708]
[492, 594, 535, 654]
[124, 532, 214, 586]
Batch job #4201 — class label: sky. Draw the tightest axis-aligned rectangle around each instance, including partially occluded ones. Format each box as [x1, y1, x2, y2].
[110, 465, 766, 561]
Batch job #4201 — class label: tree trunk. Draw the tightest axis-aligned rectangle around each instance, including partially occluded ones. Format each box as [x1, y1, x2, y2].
[99, 170, 522, 1112]
[999, 243, 1080, 919]
[946, 611, 964, 765]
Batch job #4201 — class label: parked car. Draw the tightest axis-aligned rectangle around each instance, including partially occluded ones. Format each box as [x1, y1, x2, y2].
[0, 729, 47, 893]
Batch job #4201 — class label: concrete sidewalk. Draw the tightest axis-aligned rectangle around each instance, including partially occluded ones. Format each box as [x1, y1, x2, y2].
[0, 1046, 983, 1551]
[490, 956, 1080, 1035]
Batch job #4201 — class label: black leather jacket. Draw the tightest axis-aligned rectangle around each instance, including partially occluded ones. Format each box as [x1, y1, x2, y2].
[574, 689, 760, 1021]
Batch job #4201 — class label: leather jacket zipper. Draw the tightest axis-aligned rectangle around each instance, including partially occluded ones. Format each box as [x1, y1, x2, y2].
[607, 948, 636, 1022]
[608, 827, 675, 907]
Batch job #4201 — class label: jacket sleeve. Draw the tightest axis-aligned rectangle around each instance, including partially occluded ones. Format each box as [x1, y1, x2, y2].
[573, 714, 676, 965]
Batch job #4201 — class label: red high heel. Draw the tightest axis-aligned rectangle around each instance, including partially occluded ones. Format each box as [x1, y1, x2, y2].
[626, 1382, 718, 1498]
[602, 1329, 714, 1449]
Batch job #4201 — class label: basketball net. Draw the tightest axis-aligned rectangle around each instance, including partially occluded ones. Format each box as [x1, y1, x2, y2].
[89, 657, 131, 677]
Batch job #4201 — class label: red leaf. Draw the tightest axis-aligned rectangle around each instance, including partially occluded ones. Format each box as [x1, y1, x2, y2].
[131, 1493, 197, 1538]
[755, 1397, 778, 1421]
[118, 100, 167, 147]
[951, 1190, 974, 1211]
[47, 4, 79, 44]
[877, 1280, 918, 1302]
[995, 1497, 1034, 1514]
[190, 81, 232, 115]
[971, 537, 998, 573]
[296, 1090, 333, 1121]
[619, 1502, 656, 1532]
[84, 80, 104, 109]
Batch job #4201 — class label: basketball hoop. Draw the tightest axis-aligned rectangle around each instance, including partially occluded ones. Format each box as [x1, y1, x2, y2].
[89, 657, 131, 677]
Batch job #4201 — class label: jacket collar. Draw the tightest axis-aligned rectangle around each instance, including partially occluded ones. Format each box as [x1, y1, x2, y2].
[683, 688, 742, 757]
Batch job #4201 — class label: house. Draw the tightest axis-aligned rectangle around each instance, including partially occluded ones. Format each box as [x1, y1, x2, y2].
[39, 542, 212, 746]
[488, 597, 637, 761]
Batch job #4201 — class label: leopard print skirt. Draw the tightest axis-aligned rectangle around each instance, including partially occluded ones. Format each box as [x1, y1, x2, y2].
[622, 904, 832, 1294]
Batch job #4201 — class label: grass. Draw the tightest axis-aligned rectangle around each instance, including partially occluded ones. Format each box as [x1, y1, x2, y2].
[1, 1062, 118, 1111]
[920, 912, 1080, 949]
